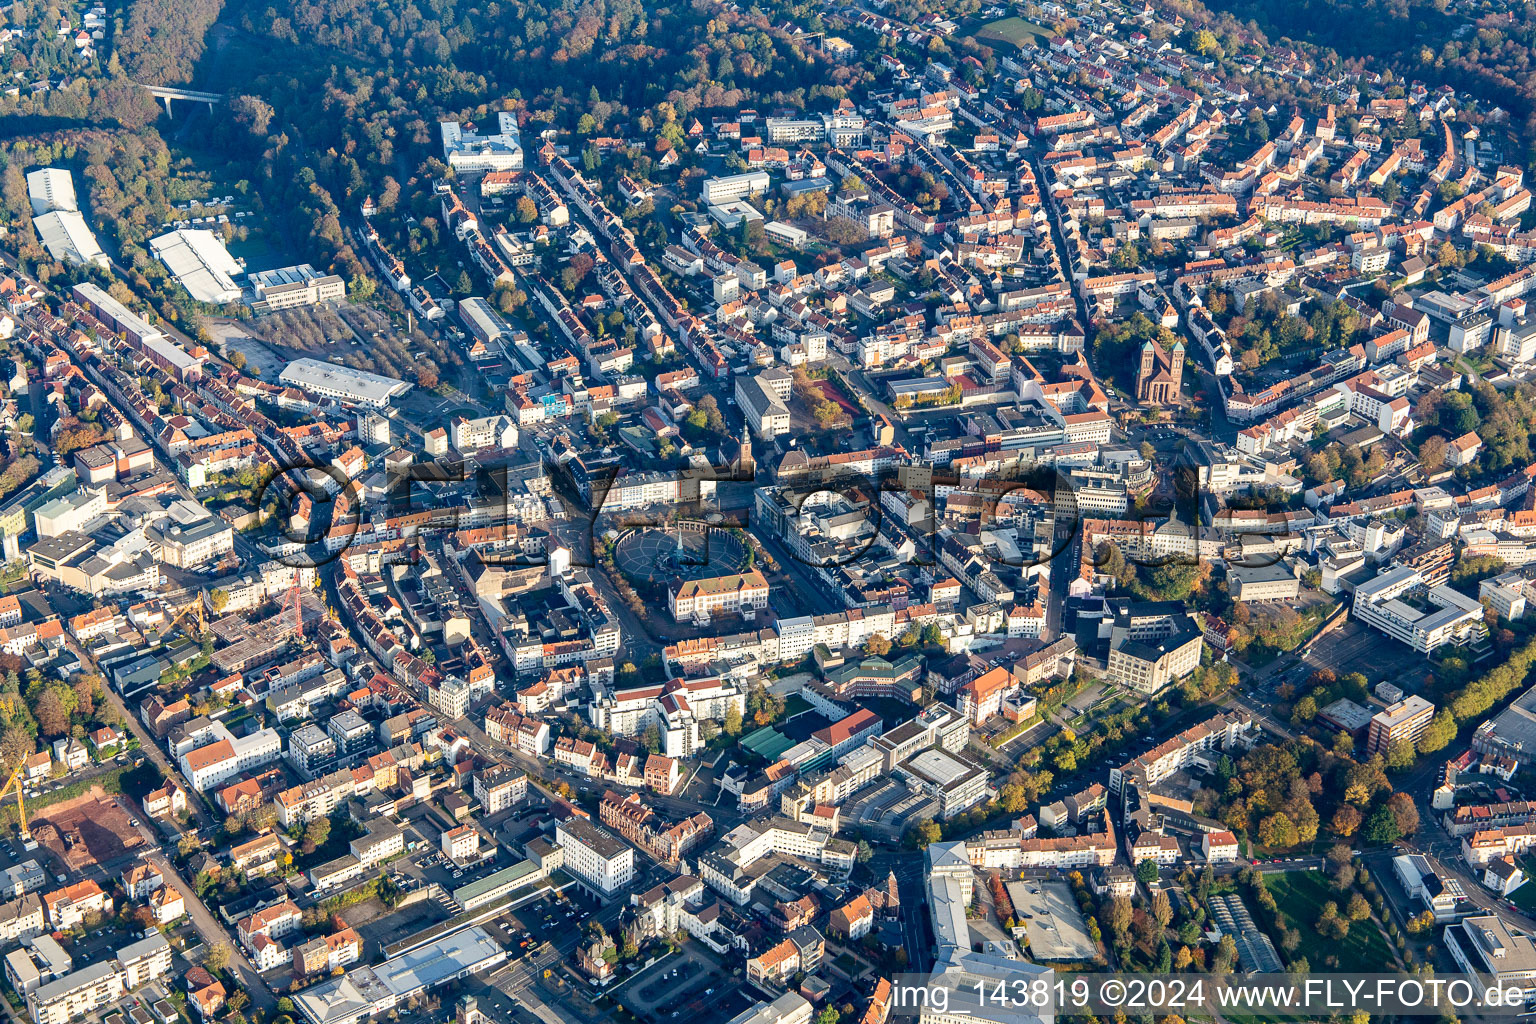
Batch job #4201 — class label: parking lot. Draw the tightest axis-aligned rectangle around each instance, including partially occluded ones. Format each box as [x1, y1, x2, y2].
[386, 804, 511, 894]
[501, 890, 598, 950]
[611, 943, 749, 1024]
[1301, 619, 1435, 687]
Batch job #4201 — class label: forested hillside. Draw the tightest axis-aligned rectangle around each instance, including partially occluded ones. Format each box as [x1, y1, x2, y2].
[116, 0, 225, 85]
[1179, 0, 1536, 162]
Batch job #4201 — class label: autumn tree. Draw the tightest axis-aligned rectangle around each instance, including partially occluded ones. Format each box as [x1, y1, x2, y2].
[0, 728, 32, 768]
[1331, 804, 1362, 837]
[1258, 812, 1299, 848]
[205, 943, 232, 971]
[1106, 896, 1133, 942]
[1387, 792, 1419, 835]
[1418, 435, 1448, 473]
[1385, 739, 1416, 770]
[33, 689, 69, 737]
[1346, 893, 1371, 922]
[1152, 889, 1173, 928]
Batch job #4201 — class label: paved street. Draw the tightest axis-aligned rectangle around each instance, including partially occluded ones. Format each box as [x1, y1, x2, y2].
[149, 852, 279, 1012]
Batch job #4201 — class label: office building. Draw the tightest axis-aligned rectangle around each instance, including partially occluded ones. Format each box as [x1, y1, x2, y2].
[555, 817, 635, 897]
[1367, 694, 1436, 754]
[701, 171, 771, 205]
[1353, 565, 1488, 653]
[250, 264, 346, 310]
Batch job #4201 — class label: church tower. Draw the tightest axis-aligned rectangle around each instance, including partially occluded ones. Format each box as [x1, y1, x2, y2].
[456, 997, 485, 1024]
[1136, 339, 1158, 401]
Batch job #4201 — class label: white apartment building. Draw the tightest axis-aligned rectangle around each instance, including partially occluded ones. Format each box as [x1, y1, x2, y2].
[0, 895, 44, 946]
[1109, 711, 1256, 794]
[1353, 565, 1489, 653]
[555, 818, 635, 897]
[588, 675, 746, 758]
[450, 414, 519, 452]
[428, 672, 495, 719]
[701, 171, 771, 205]
[29, 963, 122, 1024]
[1464, 825, 1536, 867]
[178, 724, 282, 791]
[442, 825, 481, 862]
[473, 765, 528, 815]
[28, 935, 170, 1024]
[147, 512, 235, 568]
[699, 818, 855, 905]
[350, 821, 405, 867]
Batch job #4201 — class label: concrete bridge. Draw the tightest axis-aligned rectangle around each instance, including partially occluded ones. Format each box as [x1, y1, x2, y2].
[140, 84, 226, 116]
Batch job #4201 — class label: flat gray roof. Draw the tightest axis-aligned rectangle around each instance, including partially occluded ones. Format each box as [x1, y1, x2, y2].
[280, 357, 411, 405]
[1005, 879, 1097, 961]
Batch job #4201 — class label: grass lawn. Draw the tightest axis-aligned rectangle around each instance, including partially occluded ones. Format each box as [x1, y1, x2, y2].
[1261, 871, 1397, 973]
[969, 15, 1052, 48]
[1508, 859, 1536, 912]
[1508, 880, 1536, 914]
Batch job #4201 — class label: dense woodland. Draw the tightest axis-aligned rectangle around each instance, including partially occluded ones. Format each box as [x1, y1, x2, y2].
[116, 0, 225, 86]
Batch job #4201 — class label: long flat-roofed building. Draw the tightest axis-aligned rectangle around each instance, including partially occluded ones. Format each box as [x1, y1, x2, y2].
[292, 926, 508, 1024]
[701, 171, 770, 204]
[149, 229, 245, 304]
[250, 264, 346, 311]
[35, 211, 108, 269]
[26, 168, 77, 215]
[72, 282, 204, 379]
[280, 358, 411, 409]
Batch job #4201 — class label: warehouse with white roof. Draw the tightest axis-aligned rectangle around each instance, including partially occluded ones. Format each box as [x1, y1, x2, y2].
[26, 168, 78, 215]
[35, 212, 109, 269]
[280, 358, 411, 408]
[292, 926, 507, 1024]
[149, 229, 245, 304]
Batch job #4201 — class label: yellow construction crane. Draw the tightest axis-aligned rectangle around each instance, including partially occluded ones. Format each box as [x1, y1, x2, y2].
[165, 597, 206, 636]
[0, 763, 30, 842]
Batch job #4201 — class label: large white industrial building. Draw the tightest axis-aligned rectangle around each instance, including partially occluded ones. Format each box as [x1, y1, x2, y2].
[279, 358, 412, 409]
[149, 229, 245, 304]
[26, 168, 77, 215]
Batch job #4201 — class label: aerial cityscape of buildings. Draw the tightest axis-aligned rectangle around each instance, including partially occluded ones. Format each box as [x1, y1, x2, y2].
[4, 0, 1536, 1022]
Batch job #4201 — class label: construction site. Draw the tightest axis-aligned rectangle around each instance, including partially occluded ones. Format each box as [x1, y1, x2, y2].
[31, 789, 145, 872]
